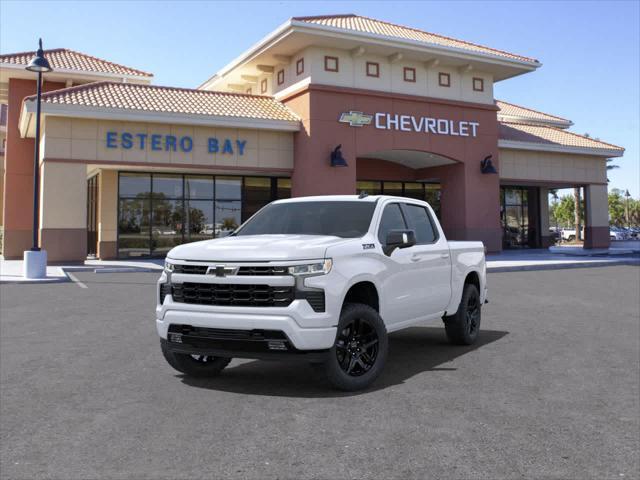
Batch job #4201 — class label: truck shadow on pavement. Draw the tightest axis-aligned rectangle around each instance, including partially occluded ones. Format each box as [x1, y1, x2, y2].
[179, 327, 508, 398]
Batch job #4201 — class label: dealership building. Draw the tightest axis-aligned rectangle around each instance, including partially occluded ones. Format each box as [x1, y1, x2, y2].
[0, 14, 624, 261]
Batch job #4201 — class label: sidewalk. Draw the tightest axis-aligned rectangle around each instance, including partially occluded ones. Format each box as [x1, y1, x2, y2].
[1, 250, 638, 283]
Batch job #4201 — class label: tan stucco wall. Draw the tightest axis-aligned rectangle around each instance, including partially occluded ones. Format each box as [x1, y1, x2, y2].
[42, 117, 294, 170]
[499, 149, 607, 184]
[98, 169, 118, 243]
[40, 161, 86, 229]
[585, 184, 609, 228]
[272, 46, 494, 104]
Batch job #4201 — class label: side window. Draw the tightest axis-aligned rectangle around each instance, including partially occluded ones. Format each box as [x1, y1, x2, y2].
[403, 204, 437, 244]
[377, 203, 406, 243]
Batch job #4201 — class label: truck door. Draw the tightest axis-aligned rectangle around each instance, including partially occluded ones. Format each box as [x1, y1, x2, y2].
[400, 202, 452, 315]
[376, 202, 418, 326]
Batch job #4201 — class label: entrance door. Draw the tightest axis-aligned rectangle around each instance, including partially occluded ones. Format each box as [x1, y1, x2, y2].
[87, 175, 99, 257]
[500, 186, 540, 248]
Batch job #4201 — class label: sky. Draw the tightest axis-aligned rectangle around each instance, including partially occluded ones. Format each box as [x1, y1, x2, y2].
[1, 0, 638, 197]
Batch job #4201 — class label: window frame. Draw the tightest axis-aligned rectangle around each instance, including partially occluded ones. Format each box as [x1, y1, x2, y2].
[260, 78, 268, 94]
[296, 58, 304, 76]
[472, 77, 484, 92]
[376, 202, 408, 244]
[324, 55, 339, 72]
[399, 202, 440, 245]
[366, 61, 380, 78]
[438, 72, 451, 87]
[277, 69, 284, 85]
[403, 67, 416, 83]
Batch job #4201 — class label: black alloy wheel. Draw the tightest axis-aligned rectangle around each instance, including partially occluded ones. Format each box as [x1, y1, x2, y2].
[443, 283, 482, 346]
[466, 292, 480, 337]
[335, 317, 379, 377]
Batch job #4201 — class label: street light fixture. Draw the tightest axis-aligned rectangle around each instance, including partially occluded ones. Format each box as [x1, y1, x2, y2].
[23, 39, 53, 279]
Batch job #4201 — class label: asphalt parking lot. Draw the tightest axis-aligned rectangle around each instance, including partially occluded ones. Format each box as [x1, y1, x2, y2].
[1, 266, 638, 479]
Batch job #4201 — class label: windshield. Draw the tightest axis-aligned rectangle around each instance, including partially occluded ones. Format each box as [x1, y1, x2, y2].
[235, 201, 376, 238]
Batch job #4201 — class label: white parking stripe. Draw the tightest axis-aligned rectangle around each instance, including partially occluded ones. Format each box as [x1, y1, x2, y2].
[66, 272, 88, 289]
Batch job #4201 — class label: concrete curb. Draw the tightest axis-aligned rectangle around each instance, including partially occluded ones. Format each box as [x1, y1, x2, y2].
[488, 259, 640, 273]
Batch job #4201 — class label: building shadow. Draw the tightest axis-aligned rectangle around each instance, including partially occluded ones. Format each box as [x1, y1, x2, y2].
[179, 326, 508, 398]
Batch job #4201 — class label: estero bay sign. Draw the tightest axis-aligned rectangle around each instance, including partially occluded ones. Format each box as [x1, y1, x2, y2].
[339, 111, 480, 137]
[105, 131, 248, 155]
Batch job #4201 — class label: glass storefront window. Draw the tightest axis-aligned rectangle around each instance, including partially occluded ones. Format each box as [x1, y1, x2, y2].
[185, 176, 214, 200]
[119, 173, 151, 197]
[118, 197, 151, 257]
[425, 184, 441, 219]
[383, 182, 403, 197]
[356, 181, 382, 195]
[403, 182, 424, 200]
[153, 175, 183, 198]
[243, 177, 272, 220]
[216, 200, 241, 237]
[277, 178, 291, 199]
[216, 176, 241, 199]
[117, 173, 288, 258]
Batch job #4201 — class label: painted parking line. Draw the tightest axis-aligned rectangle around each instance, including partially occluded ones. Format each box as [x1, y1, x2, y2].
[66, 272, 88, 289]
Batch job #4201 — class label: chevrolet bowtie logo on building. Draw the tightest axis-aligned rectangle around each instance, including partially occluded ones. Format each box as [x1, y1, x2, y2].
[207, 265, 238, 277]
[339, 111, 373, 127]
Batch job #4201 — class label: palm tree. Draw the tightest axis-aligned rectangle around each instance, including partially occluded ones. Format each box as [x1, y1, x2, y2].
[574, 187, 581, 241]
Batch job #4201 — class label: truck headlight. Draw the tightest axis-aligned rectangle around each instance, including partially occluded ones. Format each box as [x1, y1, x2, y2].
[164, 260, 175, 273]
[288, 259, 332, 276]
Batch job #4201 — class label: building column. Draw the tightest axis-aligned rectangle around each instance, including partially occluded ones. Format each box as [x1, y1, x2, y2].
[584, 184, 610, 249]
[39, 161, 87, 262]
[98, 170, 118, 259]
[423, 161, 502, 253]
[539, 188, 553, 247]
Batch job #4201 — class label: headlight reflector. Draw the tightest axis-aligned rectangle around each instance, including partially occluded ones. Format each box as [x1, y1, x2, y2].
[288, 259, 332, 276]
[164, 260, 175, 273]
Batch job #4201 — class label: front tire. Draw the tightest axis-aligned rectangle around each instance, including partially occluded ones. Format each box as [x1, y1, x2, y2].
[324, 303, 388, 391]
[444, 283, 481, 345]
[160, 339, 231, 377]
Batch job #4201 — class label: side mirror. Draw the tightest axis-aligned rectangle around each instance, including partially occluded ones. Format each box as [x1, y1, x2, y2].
[384, 229, 416, 256]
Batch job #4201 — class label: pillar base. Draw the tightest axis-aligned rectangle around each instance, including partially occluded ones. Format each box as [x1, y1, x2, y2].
[584, 226, 610, 249]
[23, 249, 47, 279]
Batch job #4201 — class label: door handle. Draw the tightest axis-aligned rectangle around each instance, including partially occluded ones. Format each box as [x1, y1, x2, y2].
[440, 252, 450, 259]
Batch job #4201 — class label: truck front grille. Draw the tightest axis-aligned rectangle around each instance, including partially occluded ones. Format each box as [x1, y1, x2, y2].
[171, 282, 294, 307]
[237, 266, 288, 276]
[172, 264, 208, 275]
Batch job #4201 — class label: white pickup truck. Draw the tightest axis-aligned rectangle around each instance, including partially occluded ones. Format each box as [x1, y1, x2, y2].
[157, 195, 487, 390]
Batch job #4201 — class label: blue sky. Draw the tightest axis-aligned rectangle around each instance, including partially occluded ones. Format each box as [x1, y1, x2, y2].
[2, 0, 638, 197]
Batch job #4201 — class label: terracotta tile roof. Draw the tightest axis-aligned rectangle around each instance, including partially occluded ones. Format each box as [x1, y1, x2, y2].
[496, 100, 571, 126]
[293, 14, 538, 64]
[27, 81, 299, 122]
[499, 122, 624, 153]
[0, 48, 152, 78]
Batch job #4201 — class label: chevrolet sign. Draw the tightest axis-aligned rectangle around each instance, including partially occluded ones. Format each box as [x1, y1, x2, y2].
[339, 111, 480, 137]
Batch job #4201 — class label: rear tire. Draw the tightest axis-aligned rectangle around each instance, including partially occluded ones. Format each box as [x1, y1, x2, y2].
[160, 339, 231, 377]
[324, 303, 388, 391]
[444, 283, 481, 345]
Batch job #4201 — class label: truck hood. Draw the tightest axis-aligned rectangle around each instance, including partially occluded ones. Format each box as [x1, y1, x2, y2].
[167, 234, 347, 262]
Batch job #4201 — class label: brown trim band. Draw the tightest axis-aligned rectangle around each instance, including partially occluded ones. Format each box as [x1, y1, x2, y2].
[279, 83, 500, 111]
[499, 178, 608, 187]
[43, 157, 293, 174]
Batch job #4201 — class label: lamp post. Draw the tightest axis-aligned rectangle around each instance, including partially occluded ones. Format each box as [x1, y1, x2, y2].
[23, 39, 52, 279]
[625, 189, 631, 230]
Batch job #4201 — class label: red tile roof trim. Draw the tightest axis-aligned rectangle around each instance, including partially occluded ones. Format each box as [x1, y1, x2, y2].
[497, 100, 571, 124]
[293, 14, 539, 64]
[0, 48, 152, 77]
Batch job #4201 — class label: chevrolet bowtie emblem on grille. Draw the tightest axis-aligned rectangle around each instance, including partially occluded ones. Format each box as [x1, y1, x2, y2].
[207, 265, 237, 277]
[339, 111, 373, 127]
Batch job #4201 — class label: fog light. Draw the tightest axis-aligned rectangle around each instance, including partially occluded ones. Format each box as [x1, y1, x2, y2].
[267, 340, 287, 351]
[169, 333, 183, 343]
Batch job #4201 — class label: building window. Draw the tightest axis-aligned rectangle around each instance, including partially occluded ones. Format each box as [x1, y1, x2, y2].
[366, 62, 380, 78]
[245, 88, 252, 94]
[296, 58, 304, 75]
[438, 72, 450, 87]
[277, 69, 284, 85]
[117, 173, 291, 258]
[260, 78, 268, 94]
[324, 55, 339, 72]
[356, 181, 441, 218]
[473, 77, 484, 92]
[403, 67, 416, 82]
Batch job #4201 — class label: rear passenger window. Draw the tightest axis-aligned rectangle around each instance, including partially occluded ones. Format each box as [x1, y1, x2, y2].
[403, 204, 437, 244]
[377, 203, 406, 243]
